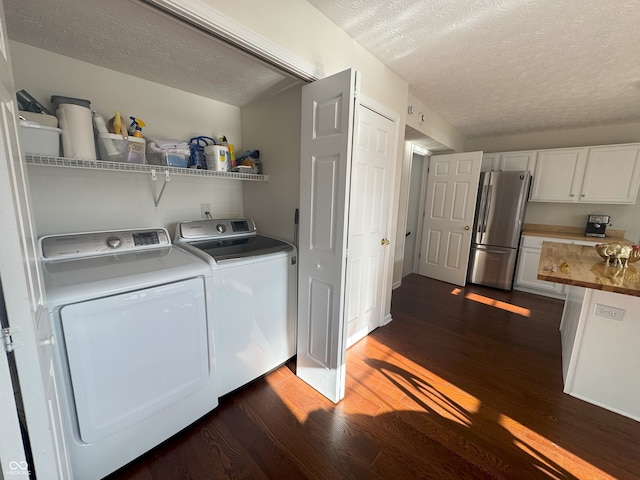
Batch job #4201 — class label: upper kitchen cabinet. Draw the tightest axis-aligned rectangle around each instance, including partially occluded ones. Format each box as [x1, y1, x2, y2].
[480, 150, 536, 174]
[530, 147, 588, 202]
[481, 153, 499, 172]
[530, 144, 640, 204]
[498, 150, 537, 174]
[581, 144, 640, 203]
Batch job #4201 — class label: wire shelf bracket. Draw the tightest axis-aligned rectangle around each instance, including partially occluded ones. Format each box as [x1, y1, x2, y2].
[151, 169, 172, 208]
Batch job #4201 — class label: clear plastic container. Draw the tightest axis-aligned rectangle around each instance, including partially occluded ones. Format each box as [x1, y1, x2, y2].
[96, 133, 145, 164]
[146, 149, 190, 168]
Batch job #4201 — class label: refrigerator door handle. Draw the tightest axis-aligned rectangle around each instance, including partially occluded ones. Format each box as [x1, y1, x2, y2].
[478, 247, 510, 254]
[481, 185, 492, 233]
[476, 184, 488, 237]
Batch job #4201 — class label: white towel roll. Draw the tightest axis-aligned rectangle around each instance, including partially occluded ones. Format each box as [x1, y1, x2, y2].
[56, 103, 96, 160]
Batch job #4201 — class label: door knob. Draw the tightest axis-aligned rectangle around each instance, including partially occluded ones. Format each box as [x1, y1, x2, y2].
[465, 226, 470, 230]
[380, 238, 390, 246]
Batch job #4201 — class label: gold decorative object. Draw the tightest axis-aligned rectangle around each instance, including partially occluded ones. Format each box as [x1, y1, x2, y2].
[594, 243, 640, 268]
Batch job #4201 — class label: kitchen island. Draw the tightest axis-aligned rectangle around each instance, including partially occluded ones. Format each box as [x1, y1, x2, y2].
[538, 241, 640, 421]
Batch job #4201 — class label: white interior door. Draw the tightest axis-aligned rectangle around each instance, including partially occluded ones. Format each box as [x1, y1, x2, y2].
[297, 69, 358, 403]
[418, 151, 482, 286]
[0, 3, 68, 476]
[345, 104, 395, 348]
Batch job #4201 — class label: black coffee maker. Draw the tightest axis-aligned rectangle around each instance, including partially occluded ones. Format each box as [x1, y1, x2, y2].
[585, 214, 610, 238]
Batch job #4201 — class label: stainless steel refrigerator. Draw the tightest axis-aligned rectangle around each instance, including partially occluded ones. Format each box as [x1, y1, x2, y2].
[468, 170, 531, 290]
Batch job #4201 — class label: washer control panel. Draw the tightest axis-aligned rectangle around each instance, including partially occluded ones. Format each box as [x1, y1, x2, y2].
[40, 228, 170, 259]
[177, 218, 256, 241]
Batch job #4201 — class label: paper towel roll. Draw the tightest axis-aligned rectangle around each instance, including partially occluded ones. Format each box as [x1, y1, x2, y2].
[56, 103, 96, 160]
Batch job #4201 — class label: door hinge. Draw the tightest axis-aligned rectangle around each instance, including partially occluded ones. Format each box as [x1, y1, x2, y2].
[2, 327, 16, 353]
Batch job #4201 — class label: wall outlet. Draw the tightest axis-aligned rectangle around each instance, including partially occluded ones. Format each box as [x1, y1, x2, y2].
[200, 203, 211, 219]
[594, 303, 624, 321]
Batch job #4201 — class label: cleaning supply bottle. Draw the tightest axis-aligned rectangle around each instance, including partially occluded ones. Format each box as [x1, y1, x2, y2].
[228, 143, 236, 169]
[113, 111, 122, 135]
[129, 117, 146, 137]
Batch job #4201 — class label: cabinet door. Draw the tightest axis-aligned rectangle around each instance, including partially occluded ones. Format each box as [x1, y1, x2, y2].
[529, 148, 588, 202]
[498, 150, 536, 174]
[580, 144, 640, 204]
[481, 153, 499, 172]
[514, 247, 566, 296]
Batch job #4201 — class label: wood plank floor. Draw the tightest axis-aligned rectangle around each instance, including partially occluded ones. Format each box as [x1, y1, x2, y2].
[106, 275, 640, 479]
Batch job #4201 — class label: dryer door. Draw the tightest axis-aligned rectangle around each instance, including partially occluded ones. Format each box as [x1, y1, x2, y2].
[59, 277, 209, 443]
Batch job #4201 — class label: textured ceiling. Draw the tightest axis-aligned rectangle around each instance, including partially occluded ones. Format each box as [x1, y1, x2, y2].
[3, 0, 302, 107]
[5, 1, 640, 140]
[308, 0, 640, 138]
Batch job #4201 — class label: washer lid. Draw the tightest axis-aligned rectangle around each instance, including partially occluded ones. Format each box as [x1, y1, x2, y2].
[184, 235, 293, 262]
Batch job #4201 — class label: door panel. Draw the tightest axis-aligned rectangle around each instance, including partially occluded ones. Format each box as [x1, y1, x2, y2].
[418, 152, 482, 286]
[310, 156, 339, 251]
[297, 69, 358, 404]
[345, 105, 395, 348]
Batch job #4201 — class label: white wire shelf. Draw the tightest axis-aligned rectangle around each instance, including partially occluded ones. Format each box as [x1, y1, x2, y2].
[25, 154, 269, 182]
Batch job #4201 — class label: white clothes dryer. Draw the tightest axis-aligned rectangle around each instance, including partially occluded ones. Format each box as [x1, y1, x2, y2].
[175, 218, 297, 397]
[40, 228, 218, 480]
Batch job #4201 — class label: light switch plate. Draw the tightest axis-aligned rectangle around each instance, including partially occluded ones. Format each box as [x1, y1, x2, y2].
[594, 304, 624, 321]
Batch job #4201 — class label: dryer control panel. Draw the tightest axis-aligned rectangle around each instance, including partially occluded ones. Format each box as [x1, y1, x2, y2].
[40, 228, 170, 259]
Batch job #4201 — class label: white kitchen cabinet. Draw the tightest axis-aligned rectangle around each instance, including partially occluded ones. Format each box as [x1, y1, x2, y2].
[498, 150, 537, 174]
[529, 147, 588, 202]
[514, 236, 567, 299]
[514, 235, 601, 299]
[481, 153, 499, 172]
[481, 151, 535, 174]
[530, 143, 640, 204]
[580, 144, 640, 203]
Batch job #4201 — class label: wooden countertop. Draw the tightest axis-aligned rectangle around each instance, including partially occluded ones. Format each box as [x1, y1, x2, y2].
[523, 223, 627, 243]
[537, 241, 640, 297]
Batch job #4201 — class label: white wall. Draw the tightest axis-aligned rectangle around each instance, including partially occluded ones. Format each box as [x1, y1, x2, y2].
[467, 124, 640, 243]
[205, 0, 417, 292]
[406, 93, 467, 153]
[467, 122, 640, 153]
[241, 87, 301, 244]
[11, 41, 244, 235]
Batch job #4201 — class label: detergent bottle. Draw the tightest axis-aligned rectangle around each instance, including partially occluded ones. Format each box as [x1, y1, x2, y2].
[129, 117, 146, 138]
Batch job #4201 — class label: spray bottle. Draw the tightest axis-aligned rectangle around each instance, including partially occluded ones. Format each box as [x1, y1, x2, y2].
[129, 117, 146, 137]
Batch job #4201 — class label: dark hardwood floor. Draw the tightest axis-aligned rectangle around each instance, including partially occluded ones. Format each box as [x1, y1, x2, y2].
[106, 274, 640, 479]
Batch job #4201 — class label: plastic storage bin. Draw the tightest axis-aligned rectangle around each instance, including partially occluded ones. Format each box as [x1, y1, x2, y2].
[97, 133, 146, 164]
[146, 150, 189, 168]
[19, 120, 62, 156]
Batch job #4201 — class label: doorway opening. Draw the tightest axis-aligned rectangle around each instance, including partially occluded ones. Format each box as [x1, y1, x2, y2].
[402, 147, 429, 277]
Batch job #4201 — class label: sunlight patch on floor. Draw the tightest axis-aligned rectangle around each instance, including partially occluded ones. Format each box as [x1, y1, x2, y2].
[268, 334, 612, 479]
[499, 414, 614, 479]
[451, 288, 531, 317]
[345, 337, 481, 426]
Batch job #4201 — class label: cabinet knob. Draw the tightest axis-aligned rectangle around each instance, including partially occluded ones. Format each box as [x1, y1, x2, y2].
[465, 226, 470, 230]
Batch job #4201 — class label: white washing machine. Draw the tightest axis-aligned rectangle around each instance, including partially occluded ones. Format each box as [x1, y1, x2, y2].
[40, 228, 218, 480]
[175, 218, 297, 397]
